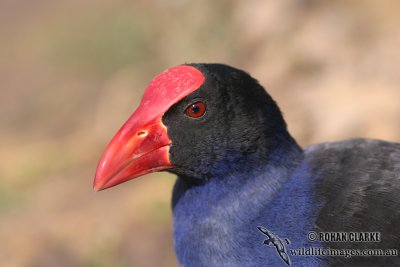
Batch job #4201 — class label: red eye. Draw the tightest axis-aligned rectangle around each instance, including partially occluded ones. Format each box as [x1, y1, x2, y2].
[185, 101, 206, 118]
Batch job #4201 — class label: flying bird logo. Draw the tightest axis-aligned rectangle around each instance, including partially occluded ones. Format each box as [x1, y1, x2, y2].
[257, 226, 291, 266]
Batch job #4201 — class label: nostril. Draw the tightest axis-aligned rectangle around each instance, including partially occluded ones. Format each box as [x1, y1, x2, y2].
[137, 131, 147, 137]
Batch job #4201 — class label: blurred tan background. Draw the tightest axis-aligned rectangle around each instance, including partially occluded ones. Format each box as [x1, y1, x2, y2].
[1, 0, 399, 266]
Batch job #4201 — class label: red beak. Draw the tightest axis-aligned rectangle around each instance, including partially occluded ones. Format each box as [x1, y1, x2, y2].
[93, 65, 205, 191]
[93, 116, 172, 191]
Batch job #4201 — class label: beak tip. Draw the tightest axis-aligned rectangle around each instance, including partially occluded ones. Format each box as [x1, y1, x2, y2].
[93, 186, 101, 192]
[93, 176, 105, 192]
[93, 183, 102, 192]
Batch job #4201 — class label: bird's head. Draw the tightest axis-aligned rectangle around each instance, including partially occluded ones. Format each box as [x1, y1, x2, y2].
[94, 63, 293, 191]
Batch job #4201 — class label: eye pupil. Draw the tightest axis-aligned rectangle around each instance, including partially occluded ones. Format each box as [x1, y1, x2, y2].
[191, 105, 200, 114]
[185, 101, 206, 118]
